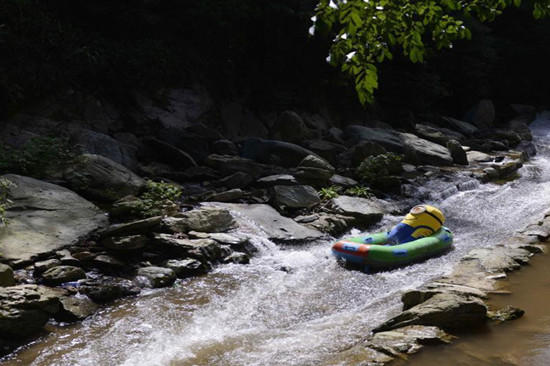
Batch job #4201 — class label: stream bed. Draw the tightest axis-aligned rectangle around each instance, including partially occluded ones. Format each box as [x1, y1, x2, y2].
[3, 113, 550, 366]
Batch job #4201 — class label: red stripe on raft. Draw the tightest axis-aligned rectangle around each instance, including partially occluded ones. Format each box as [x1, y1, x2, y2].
[332, 241, 370, 258]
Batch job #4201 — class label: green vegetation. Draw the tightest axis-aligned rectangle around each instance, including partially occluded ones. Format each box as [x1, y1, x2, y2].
[0, 178, 14, 225]
[136, 180, 182, 218]
[319, 185, 341, 200]
[345, 185, 372, 198]
[313, 0, 550, 104]
[0, 136, 82, 178]
[356, 153, 403, 184]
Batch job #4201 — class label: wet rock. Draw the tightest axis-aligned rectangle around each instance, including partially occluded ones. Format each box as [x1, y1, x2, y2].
[0, 174, 108, 262]
[212, 139, 238, 156]
[57, 295, 98, 321]
[272, 185, 321, 209]
[401, 133, 454, 166]
[402, 283, 488, 311]
[161, 208, 235, 233]
[56, 250, 80, 266]
[63, 154, 146, 201]
[41, 266, 87, 285]
[222, 252, 250, 265]
[240, 138, 320, 168]
[79, 277, 141, 303]
[467, 150, 493, 163]
[93, 255, 125, 269]
[204, 154, 285, 178]
[207, 233, 257, 254]
[488, 305, 525, 322]
[462, 246, 531, 272]
[519, 224, 550, 240]
[269, 111, 316, 143]
[206, 189, 244, 202]
[163, 259, 208, 278]
[492, 160, 523, 179]
[374, 293, 487, 332]
[329, 195, 384, 226]
[0, 264, 15, 287]
[99, 216, 162, 238]
[0, 285, 65, 338]
[370, 325, 453, 356]
[137, 266, 176, 288]
[34, 259, 62, 275]
[303, 213, 357, 236]
[446, 139, 469, 165]
[102, 235, 148, 251]
[256, 174, 298, 188]
[152, 234, 223, 261]
[320, 344, 394, 366]
[207, 203, 323, 243]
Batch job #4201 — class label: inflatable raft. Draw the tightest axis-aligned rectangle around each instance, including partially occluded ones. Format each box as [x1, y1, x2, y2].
[331, 226, 453, 272]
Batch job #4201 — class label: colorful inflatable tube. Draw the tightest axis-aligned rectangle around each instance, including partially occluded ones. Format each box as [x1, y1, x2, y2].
[331, 226, 453, 272]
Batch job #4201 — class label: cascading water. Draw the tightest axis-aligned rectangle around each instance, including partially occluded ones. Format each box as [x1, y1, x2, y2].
[4, 113, 550, 366]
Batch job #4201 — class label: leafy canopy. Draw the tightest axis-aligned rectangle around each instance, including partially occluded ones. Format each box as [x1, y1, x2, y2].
[312, 0, 550, 104]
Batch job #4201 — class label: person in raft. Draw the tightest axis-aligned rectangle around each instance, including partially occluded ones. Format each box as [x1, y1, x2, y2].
[386, 204, 445, 245]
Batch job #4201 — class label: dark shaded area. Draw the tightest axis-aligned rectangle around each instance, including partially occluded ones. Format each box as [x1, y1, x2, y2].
[1, 0, 550, 122]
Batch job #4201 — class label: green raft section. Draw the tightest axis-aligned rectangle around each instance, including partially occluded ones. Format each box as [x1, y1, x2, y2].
[331, 226, 454, 270]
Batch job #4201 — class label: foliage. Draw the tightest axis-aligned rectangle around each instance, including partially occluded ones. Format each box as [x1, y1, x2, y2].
[356, 153, 403, 183]
[312, 0, 550, 104]
[0, 178, 14, 225]
[319, 185, 341, 200]
[345, 185, 372, 198]
[135, 180, 182, 218]
[0, 136, 82, 178]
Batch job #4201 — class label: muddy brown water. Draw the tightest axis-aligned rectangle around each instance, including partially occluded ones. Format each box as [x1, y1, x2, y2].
[406, 250, 550, 366]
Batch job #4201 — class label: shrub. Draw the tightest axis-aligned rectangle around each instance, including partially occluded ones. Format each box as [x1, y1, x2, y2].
[356, 153, 403, 184]
[135, 180, 182, 218]
[345, 185, 372, 198]
[319, 186, 340, 201]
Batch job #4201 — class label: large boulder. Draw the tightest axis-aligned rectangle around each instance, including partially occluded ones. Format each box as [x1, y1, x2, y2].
[207, 203, 324, 243]
[0, 264, 14, 287]
[163, 259, 208, 278]
[293, 155, 335, 187]
[240, 138, 321, 168]
[344, 126, 405, 152]
[414, 124, 465, 146]
[302, 139, 347, 164]
[446, 139, 469, 165]
[329, 196, 385, 226]
[204, 154, 285, 179]
[79, 277, 141, 303]
[374, 293, 487, 332]
[57, 295, 98, 321]
[0, 175, 108, 262]
[272, 185, 321, 209]
[160, 208, 236, 233]
[63, 154, 146, 201]
[269, 111, 316, 143]
[139, 137, 198, 169]
[437, 116, 478, 136]
[137, 266, 176, 288]
[400, 133, 454, 166]
[152, 234, 223, 261]
[464, 99, 495, 129]
[102, 235, 148, 251]
[41, 266, 86, 285]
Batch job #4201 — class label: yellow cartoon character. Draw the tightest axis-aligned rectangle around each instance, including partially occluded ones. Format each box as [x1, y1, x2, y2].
[387, 205, 445, 245]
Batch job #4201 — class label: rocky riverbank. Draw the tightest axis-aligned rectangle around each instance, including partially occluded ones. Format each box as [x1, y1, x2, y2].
[0, 94, 538, 357]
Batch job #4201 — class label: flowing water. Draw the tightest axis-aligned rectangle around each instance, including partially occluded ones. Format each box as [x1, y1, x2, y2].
[3, 113, 550, 366]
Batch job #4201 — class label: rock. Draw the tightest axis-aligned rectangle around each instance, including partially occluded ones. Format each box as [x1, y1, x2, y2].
[212, 139, 238, 156]
[370, 325, 452, 356]
[347, 141, 387, 167]
[140, 137, 198, 169]
[222, 252, 250, 264]
[56, 250, 80, 266]
[206, 203, 324, 243]
[109, 196, 143, 220]
[41, 266, 86, 285]
[344, 126, 405, 152]
[506, 117, 533, 141]
[240, 138, 320, 168]
[438, 116, 479, 136]
[0, 264, 15, 287]
[297, 154, 335, 174]
[0, 284, 64, 338]
[329, 196, 384, 226]
[256, 174, 298, 188]
[374, 293, 487, 332]
[415, 124, 465, 146]
[302, 213, 357, 236]
[302, 139, 346, 164]
[207, 233, 257, 254]
[467, 150, 493, 163]
[272, 185, 321, 209]
[320, 344, 394, 366]
[330, 174, 359, 188]
[325, 127, 345, 144]
[204, 154, 285, 178]
[163, 259, 208, 278]
[102, 235, 148, 251]
[186, 122, 224, 141]
[152, 234, 223, 261]
[93, 255, 125, 269]
[72, 129, 138, 171]
[0, 175, 108, 262]
[401, 133, 454, 166]
[179, 166, 220, 181]
[465, 99, 495, 129]
[63, 154, 146, 201]
[57, 295, 98, 321]
[216, 172, 255, 189]
[161, 208, 235, 233]
[462, 246, 531, 272]
[98, 216, 162, 239]
[138, 162, 174, 178]
[269, 111, 316, 143]
[488, 305, 525, 322]
[79, 277, 141, 303]
[492, 160, 523, 179]
[206, 189, 244, 202]
[137, 266, 176, 288]
[34, 259, 62, 275]
[446, 139, 469, 165]
[514, 141, 537, 157]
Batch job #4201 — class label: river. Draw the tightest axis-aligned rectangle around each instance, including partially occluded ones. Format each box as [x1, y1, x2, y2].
[3, 113, 550, 366]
